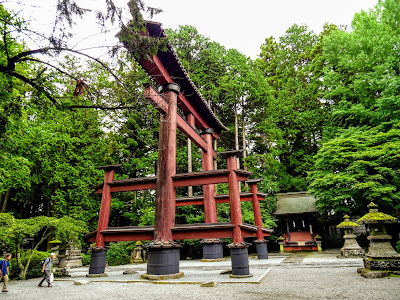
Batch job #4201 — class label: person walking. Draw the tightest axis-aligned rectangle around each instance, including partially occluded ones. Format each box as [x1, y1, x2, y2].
[0, 253, 12, 293]
[38, 253, 55, 287]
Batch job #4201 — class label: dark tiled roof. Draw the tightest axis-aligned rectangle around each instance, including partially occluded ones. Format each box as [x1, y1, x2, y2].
[274, 192, 317, 215]
[137, 21, 228, 134]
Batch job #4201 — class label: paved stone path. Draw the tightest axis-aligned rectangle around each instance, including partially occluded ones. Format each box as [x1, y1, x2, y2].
[2, 251, 400, 300]
[282, 252, 308, 264]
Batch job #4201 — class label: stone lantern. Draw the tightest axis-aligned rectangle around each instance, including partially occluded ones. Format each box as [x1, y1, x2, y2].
[357, 202, 400, 278]
[131, 241, 146, 263]
[337, 215, 364, 258]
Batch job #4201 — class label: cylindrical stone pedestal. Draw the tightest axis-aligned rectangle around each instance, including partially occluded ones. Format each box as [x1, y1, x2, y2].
[147, 247, 180, 275]
[229, 244, 252, 278]
[254, 240, 269, 259]
[141, 242, 184, 280]
[88, 248, 108, 275]
[201, 239, 225, 261]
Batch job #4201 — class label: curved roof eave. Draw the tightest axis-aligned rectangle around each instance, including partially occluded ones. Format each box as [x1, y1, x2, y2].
[138, 21, 228, 134]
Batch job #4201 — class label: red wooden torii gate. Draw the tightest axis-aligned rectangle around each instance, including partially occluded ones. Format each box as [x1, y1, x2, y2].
[87, 21, 272, 278]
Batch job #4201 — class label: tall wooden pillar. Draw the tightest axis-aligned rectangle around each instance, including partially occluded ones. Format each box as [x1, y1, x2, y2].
[220, 150, 251, 277]
[187, 114, 195, 197]
[221, 150, 244, 244]
[247, 178, 269, 259]
[94, 165, 120, 247]
[144, 83, 183, 279]
[90, 164, 121, 275]
[153, 83, 179, 243]
[200, 128, 217, 223]
[200, 128, 223, 261]
[246, 179, 264, 241]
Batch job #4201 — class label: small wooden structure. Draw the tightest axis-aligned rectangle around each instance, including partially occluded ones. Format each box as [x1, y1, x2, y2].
[87, 21, 272, 278]
[274, 192, 318, 252]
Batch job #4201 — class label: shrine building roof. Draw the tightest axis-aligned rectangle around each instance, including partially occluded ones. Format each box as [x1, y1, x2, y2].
[274, 192, 317, 216]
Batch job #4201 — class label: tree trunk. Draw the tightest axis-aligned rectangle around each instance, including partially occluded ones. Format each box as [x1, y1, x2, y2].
[49, 182, 60, 217]
[213, 107, 218, 170]
[1, 189, 10, 213]
[242, 110, 248, 189]
[16, 245, 24, 279]
[234, 104, 241, 192]
[214, 139, 218, 170]
[234, 104, 240, 169]
[242, 110, 247, 172]
[188, 138, 193, 196]
[22, 228, 51, 279]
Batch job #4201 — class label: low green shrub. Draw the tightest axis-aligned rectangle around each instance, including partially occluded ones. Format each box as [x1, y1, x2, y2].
[106, 242, 136, 266]
[9, 250, 50, 279]
[323, 234, 344, 249]
[81, 250, 91, 266]
[396, 240, 400, 253]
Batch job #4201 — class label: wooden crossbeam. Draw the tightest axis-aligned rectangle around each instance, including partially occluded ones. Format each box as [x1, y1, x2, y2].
[175, 192, 269, 206]
[140, 56, 220, 139]
[86, 223, 261, 243]
[94, 169, 251, 194]
[145, 85, 216, 159]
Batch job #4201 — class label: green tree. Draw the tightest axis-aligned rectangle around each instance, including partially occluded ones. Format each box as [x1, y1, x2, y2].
[253, 24, 331, 192]
[0, 213, 85, 279]
[309, 0, 400, 218]
[309, 126, 400, 217]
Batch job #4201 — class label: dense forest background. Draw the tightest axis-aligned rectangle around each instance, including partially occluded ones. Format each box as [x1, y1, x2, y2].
[1, 0, 400, 237]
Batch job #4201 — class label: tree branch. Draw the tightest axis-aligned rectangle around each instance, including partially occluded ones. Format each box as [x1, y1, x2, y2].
[7, 70, 59, 106]
[19, 57, 79, 81]
[69, 105, 137, 110]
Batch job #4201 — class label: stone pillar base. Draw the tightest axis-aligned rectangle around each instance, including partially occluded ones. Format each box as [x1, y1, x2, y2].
[229, 243, 251, 277]
[88, 248, 108, 275]
[140, 272, 184, 280]
[254, 240, 269, 259]
[201, 238, 224, 260]
[146, 241, 181, 276]
[363, 257, 400, 271]
[339, 233, 365, 258]
[358, 268, 400, 278]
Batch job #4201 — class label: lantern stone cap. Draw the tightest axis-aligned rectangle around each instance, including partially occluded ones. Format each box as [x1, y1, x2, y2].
[357, 202, 397, 224]
[337, 214, 359, 228]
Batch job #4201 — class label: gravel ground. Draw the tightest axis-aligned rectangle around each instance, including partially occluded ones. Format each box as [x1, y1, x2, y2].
[2, 252, 400, 300]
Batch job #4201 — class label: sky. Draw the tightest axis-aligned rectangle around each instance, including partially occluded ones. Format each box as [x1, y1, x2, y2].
[7, 0, 379, 59]
[143, 0, 379, 58]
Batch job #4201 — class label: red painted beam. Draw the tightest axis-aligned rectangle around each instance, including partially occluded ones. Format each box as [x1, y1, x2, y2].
[172, 170, 230, 187]
[175, 193, 267, 207]
[145, 86, 216, 158]
[109, 181, 156, 193]
[87, 225, 258, 242]
[95, 169, 251, 194]
[88, 232, 154, 243]
[140, 56, 220, 139]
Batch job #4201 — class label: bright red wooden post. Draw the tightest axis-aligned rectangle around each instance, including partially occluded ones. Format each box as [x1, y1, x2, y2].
[249, 181, 264, 241]
[201, 129, 217, 223]
[223, 151, 244, 244]
[95, 165, 119, 247]
[154, 83, 180, 242]
[187, 113, 195, 128]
